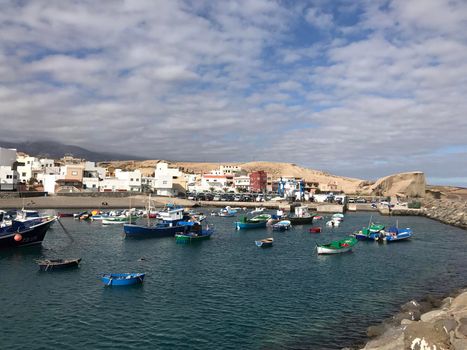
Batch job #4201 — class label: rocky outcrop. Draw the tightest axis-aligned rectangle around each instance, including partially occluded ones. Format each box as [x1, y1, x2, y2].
[361, 289, 467, 350]
[359, 171, 426, 197]
[422, 198, 467, 230]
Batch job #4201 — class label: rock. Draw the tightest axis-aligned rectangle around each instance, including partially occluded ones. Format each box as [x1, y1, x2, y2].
[451, 292, 467, 311]
[367, 324, 388, 338]
[402, 300, 421, 312]
[404, 322, 450, 349]
[441, 297, 453, 309]
[420, 309, 448, 323]
[362, 328, 405, 350]
[451, 338, 467, 350]
[434, 318, 458, 335]
[401, 319, 414, 325]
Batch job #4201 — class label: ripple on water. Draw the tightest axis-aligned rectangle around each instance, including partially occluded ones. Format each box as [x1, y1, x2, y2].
[0, 211, 466, 349]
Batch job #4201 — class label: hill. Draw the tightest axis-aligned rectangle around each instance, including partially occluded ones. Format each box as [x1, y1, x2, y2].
[0, 140, 142, 162]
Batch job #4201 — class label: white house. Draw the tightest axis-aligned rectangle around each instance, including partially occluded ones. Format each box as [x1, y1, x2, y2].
[0, 166, 18, 191]
[220, 165, 241, 174]
[201, 172, 234, 192]
[153, 162, 184, 196]
[0, 147, 16, 167]
[234, 175, 250, 191]
[100, 169, 142, 192]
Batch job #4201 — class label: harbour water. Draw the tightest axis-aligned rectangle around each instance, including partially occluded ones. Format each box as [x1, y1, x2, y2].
[1, 211, 466, 349]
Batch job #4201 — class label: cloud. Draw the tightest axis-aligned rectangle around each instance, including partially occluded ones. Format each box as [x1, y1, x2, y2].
[0, 0, 466, 186]
[305, 7, 334, 28]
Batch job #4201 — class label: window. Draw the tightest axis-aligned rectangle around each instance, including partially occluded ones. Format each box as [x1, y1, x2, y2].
[136, 178, 139, 182]
[72, 171, 78, 176]
[6, 175, 12, 179]
[22, 172, 26, 177]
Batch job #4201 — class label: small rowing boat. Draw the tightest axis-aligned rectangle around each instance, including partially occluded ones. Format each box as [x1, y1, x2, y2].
[316, 237, 358, 255]
[37, 258, 81, 271]
[255, 237, 274, 248]
[101, 273, 145, 286]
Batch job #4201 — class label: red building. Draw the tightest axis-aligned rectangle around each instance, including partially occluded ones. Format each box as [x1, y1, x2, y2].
[249, 171, 267, 193]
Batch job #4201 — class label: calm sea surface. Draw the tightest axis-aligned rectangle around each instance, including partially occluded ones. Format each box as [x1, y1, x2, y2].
[1, 210, 466, 350]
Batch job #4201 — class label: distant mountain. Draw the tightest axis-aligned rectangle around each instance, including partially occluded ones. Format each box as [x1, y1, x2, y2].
[0, 140, 142, 162]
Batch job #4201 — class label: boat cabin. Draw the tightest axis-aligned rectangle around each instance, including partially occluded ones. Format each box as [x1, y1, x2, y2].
[294, 206, 312, 218]
[158, 207, 184, 222]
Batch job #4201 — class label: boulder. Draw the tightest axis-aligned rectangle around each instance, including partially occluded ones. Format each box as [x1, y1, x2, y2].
[404, 322, 450, 349]
[420, 309, 448, 323]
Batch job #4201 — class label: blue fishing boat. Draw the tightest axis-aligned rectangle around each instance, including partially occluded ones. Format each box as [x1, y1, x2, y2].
[101, 273, 145, 286]
[235, 214, 271, 230]
[124, 207, 191, 238]
[0, 210, 56, 249]
[272, 220, 291, 231]
[383, 227, 413, 242]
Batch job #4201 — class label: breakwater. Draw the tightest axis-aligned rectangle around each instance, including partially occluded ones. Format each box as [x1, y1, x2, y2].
[382, 198, 467, 230]
[359, 288, 467, 350]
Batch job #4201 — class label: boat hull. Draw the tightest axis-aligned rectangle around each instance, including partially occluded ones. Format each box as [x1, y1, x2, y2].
[38, 258, 81, 271]
[287, 216, 314, 225]
[0, 219, 55, 249]
[124, 224, 188, 238]
[102, 273, 145, 286]
[317, 245, 353, 254]
[175, 230, 213, 243]
[235, 221, 268, 230]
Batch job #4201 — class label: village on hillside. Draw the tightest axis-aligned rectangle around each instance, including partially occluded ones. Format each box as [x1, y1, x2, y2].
[0, 146, 366, 203]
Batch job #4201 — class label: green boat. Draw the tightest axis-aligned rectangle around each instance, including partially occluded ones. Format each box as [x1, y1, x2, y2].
[235, 214, 271, 230]
[316, 237, 358, 255]
[175, 228, 213, 243]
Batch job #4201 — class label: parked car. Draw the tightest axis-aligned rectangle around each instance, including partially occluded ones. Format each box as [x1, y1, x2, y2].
[356, 198, 367, 203]
[213, 194, 221, 201]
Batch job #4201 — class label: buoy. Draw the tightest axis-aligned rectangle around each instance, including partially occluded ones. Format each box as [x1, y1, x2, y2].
[14, 234, 22, 242]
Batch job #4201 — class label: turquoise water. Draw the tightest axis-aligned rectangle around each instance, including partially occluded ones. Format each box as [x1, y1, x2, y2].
[1, 211, 466, 349]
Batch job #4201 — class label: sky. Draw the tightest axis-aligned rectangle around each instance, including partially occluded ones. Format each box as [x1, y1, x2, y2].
[1, 0, 467, 186]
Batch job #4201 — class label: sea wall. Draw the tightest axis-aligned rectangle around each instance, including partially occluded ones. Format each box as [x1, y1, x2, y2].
[359, 288, 467, 350]
[421, 198, 467, 230]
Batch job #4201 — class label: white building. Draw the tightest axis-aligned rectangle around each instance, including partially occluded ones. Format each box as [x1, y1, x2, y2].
[234, 175, 250, 191]
[100, 169, 141, 192]
[201, 172, 234, 192]
[153, 162, 184, 196]
[0, 166, 18, 191]
[220, 165, 241, 174]
[0, 147, 17, 167]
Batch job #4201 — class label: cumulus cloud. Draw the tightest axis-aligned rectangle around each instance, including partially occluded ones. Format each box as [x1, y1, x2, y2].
[0, 0, 466, 185]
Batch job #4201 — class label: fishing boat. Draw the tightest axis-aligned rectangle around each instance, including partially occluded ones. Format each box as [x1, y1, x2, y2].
[352, 227, 380, 241]
[124, 207, 192, 238]
[218, 206, 237, 217]
[383, 226, 413, 242]
[272, 220, 291, 231]
[309, 227, 321, 233]
[332, 213, 344, 220]
[175, 224, 213, 243]
[73, 211, 88, 219]
[235, 214, 272, 230]
[255, 237, 274, 248]
[0, 210, 56, 249]
[101, 273, 145, 286]
[102, 216, 131, 225]
[313, 216, 323, 221]
[316, 237, 358, 255]
[285, 206, 314, 225]
[58, 212, 74, 218]
[325, 219, 341, 227]
[250, 207, 265, 214]
[37, 258, 81, 271]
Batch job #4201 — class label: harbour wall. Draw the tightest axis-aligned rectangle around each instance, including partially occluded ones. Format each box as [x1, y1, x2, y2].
[358, 288, 467, 350]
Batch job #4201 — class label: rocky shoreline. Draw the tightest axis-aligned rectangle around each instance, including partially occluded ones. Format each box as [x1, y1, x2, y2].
[345, 287, 467, 350]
